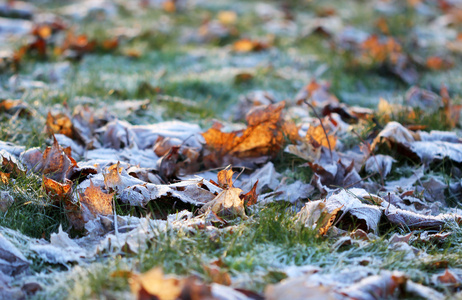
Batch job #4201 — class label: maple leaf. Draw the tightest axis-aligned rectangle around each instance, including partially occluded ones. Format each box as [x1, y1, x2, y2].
[202, 102, 289, 168]
[233, 38, 270, 52]
[46, 112, 73, 138]
[296, 200, 342, 237]
[242, 180, 258, 206]
[200, 187, 246, 219]
[42, 176, 72, 202]
[32, 136, 77, 182]
[129, 268, 212, 300]
[79, 180, 114, 219]
[306, 124, 337, 149]
[42, 175, 84, 231]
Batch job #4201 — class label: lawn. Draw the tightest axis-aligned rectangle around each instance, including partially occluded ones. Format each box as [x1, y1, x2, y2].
[1, 0, 462, 299]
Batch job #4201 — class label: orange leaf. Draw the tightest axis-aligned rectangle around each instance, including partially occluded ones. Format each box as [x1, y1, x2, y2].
[46, 112, 73, 138]
[33, 136, 77, 181]
[42, 176, 73, 202]
[0, 171, 10, 184]
[306, 124, 337, 149]
[217, 168, 234, 188]
[203, 102, 287, 167]
[80, 180, 114, 217]
[233, 39, 255, 52]
[242, 180, 258, 206]
[129, 268, 212, 300]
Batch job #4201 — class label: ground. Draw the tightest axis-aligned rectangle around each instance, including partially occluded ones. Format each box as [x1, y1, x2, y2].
[1, 0, 462, 299]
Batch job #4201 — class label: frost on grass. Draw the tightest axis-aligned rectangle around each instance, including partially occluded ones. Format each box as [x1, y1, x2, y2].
[3, 0, 462, 299]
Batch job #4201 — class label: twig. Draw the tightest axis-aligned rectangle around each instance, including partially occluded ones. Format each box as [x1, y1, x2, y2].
[304, 100, 333, 163]
[351, 129, 385, 188]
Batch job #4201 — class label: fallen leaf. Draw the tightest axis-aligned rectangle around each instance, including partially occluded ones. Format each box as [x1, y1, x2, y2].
[46, 112, 73, 138]
[32, 136, 77, 182]
[129, 268, 212, 300]
[242, 180, 258, 206]
[42, 176, 72, 202]
[364, 154, 396, 178]
[203, 102, 287, 168]
[306, 124, 337, 149]
[79, 180, 114, 219]
[265, 276, 336, 300]
[296, 200, 343, 236]
[200, 187, 246, 219]
[339, 271, 408, 300]
[0, 233, 29, 276]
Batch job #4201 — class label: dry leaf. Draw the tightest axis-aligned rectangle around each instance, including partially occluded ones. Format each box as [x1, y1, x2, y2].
[33, 136, 77, 182]
[46, 112, 73, 138]
[265, 276, 336, 300]
[306, 124, 337, 149]
[130, 268, 184, 300]
[296, 200, 342, 236]
[217, 168, 234, 189]
[339, 271, 408, 300]
[42, 176, 72, 202]
[200, 187, 245, 219]
[80, 180, 114, 219]
[242, 180, 258, 206]
[129, 268, 213, 300]
[202, 102, 287, 167]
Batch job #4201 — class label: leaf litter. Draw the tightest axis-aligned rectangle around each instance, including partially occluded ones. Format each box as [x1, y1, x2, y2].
[2, 0, 462, 299]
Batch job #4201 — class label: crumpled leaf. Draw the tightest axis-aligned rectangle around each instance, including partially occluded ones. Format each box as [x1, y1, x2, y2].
[31, 136, 77, 182]
[118, 178, 221, 208]
[0, 149, 25, 178]
[296, 200, 342, 236]
[295, 79, 339, 107]
[103, 162, 145, 191]
[265, 276, 336, 300]
[42, 176, 72, 202]
[309, 159, 363, 194]
[42, 176, 84, 231]
[0, 233, 29, 276]
[323, 189, 382, 233]
[339, 271, 408, 300]
[79, 180, 114, 220]
[199, 187, 246, 219]
[46, 112, 73, 138]
[202, 102, 288, 167]
[306, 124, 337, 150]
[129, 267, 212, 300]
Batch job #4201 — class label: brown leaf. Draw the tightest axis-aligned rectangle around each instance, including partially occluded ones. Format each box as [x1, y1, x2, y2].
[34, 136, 77, 181]
[130, 268, 183, 300]
[204, 262, 232, 286]
[306, 124, 337, 149]
[200, 187, 246, 219]
[46, 112, 73, 138]
[0, 99, 31, 116]
[202, 102, 287, 167]
[436, 269, 460, 286]
[0, 171, 9, 184]
[42, 176, 72, 202]
[42, 176, 84, 230]
[296, 200, 342, 237]
[242, 180, 258, 206]
[339, 272, 408, 300]
[217, 168, 234, 188]
[79, 180, 114, 218]
[129, 268, 213, 300]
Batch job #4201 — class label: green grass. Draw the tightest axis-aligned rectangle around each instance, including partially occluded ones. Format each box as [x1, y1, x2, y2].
[2, 0, 462, 299]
